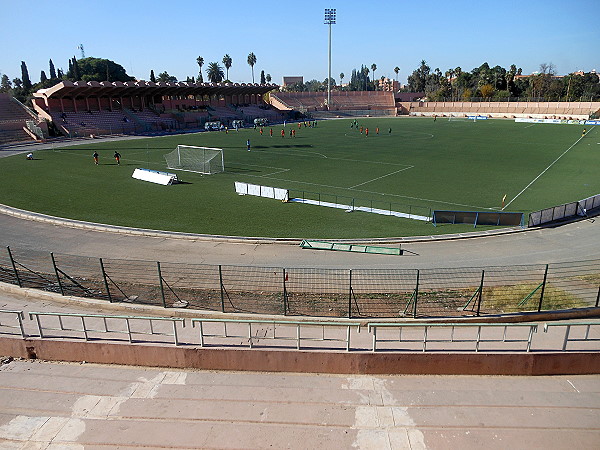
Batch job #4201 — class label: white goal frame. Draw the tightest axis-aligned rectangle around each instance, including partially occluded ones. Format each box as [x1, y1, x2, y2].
[448, 115, 476, 122]
[164, 145, 224, 175]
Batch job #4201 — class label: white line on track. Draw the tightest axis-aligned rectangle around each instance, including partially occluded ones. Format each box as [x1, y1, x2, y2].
[503, 126, 595, 210]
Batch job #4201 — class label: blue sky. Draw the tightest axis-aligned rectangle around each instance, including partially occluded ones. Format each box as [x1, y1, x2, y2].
[1, 0, 599, 86]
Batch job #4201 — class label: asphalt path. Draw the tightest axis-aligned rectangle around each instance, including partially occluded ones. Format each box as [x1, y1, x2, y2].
[0, 210, 598, 269]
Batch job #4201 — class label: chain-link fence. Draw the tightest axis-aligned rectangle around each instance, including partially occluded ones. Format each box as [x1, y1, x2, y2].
[1, 246, 598, 319]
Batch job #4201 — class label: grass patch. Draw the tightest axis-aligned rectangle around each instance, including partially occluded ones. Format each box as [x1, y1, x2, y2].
[482, 283, 588, 312]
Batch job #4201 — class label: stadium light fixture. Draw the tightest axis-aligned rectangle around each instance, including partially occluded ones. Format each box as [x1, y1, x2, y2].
[324, 9, 336, 109]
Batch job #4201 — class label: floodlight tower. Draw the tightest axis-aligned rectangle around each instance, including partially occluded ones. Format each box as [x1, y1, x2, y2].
[324, 8, 336, 108]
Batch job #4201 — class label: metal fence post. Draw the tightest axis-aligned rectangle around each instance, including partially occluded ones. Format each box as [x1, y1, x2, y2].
[50, 252, 64, 296]
[413, 269, 419, 319]
[99, 258, 112, 303]
[348, 269, 352, 319]
[219, 265, 225, 312]
[595, 286, 599, 308]
[476, 270, 485, 316]
[537, 264, 549, 312]
[7, 246, 21, 288]
[157, 261, 167, 308]
[282, 268, 288, 315]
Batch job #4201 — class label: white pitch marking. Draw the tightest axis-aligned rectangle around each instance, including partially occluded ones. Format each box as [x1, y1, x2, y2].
[503, 126, 595, 210]
[349, 166, 415, 189]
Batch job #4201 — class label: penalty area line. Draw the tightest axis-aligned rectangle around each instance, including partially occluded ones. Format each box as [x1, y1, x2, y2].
[503, 126, 594, 210]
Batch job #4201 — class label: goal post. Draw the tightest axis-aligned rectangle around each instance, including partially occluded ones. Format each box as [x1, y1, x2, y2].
[164, 145, 224, 174]
[448, 115, 476, 122]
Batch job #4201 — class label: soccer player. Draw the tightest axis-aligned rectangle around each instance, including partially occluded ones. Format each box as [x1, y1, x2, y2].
[292, 128, 296, 138]
[260, 128, 263, 135]
[247, 139, 251, 151]
[388, 128, 392, 134]
[360, 126, 363, 134]
[114, 151, 121, 165]
[582, 128, 586, 137]
[270, 128, 273, 137]
[376, 127, 379, 135]
[365, 128, 369, 137]
[281, 129, 285, 138]
[26, 152, 33, 160]
[93, 151, 99, 165]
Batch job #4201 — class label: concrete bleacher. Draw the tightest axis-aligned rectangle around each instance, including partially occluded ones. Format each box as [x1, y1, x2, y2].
[271, 91, 396, 114]
[235, 104, 284, 123]
[50, 110, 138, 137]
[0, 93, 39, 145]
[407, 101, 600, 119]
[49, 109, 179, 137]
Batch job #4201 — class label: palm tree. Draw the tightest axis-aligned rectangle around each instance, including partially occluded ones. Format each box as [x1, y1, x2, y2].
[371, 64, 377, 90]
[222, 54, 232, 81]
[394, 66, 400, 82]
[247, 52, 257, 83]
[206, 62, 224, 83]
[196, 56, 204, 83]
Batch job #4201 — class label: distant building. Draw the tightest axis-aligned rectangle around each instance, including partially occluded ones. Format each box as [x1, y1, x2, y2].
[282, 76, 303, 87]
[377, 77, 400, 92]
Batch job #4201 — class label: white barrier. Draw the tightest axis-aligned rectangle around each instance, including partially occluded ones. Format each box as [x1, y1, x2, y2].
[515, 118, 600, 125]
[132, 168, 178, 186]
[235, 181, 289, 201]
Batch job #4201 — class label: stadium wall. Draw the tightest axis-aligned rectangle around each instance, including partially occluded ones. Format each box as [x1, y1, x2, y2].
[2, 337, 599, 375]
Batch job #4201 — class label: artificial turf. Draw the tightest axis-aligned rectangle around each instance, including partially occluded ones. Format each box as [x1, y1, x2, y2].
[0, 117, 597, 238]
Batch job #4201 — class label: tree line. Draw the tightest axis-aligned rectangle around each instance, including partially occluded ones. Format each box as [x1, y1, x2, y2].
[405, 60, 600, 101]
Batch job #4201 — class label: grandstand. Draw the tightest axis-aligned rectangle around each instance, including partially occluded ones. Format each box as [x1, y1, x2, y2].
[31, 80, 280, 137]
[0, 93, 46, 145]
[270, 91, 396, 117]
[405, 100, 600, 119]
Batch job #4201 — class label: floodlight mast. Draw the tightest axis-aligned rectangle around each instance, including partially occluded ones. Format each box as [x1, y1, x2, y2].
[324, 9, 336, 109]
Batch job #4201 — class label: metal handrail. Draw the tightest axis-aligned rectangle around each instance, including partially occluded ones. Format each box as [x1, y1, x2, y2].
[191, 318, 361, 351]
[543, 321, 600, 351]
[0, 309, 26, 337]
[367, 322, 539, 352]
[28, 311, 185, 345]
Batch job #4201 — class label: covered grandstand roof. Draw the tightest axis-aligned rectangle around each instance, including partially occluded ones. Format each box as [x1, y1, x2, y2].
[33, 80, 279, 99]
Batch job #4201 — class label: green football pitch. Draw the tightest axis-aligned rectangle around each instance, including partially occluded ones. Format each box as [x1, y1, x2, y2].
[1, 117, 597, 238]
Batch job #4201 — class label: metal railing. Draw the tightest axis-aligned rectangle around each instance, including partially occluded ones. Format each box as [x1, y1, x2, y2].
[2, 308, 600, 353]
[0, 309, 26, 337]
[191, 318, 361, 351]
[543, 321, 600, 351]
[367, 322, 539, 352]
[28, 311, 185, 345]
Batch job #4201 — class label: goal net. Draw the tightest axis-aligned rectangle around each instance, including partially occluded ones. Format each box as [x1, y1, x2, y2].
[448, 115, 476, 122]
[164, 145, 224, 174]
